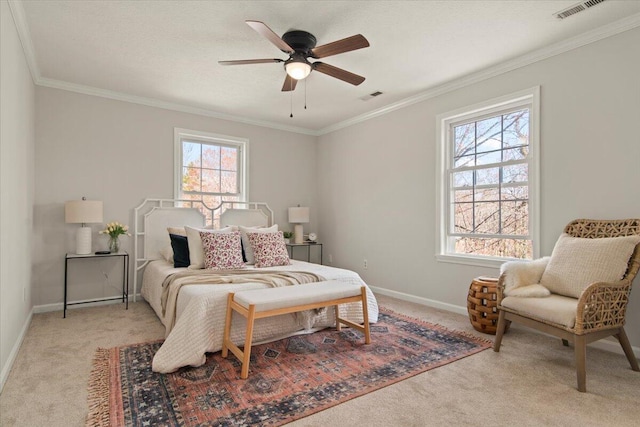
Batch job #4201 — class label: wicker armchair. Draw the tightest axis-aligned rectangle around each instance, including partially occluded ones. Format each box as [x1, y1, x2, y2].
[493, 219, 640, 392]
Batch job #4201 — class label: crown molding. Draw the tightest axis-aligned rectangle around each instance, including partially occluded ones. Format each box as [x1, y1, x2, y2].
[7, 0, 40, 83]
[37, 78, 319, 136]
[316, 12, 640, 136]
[9, 1, 639, 138]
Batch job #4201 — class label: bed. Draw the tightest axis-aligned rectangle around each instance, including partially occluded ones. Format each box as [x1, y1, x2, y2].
[133, 199, 379, 373]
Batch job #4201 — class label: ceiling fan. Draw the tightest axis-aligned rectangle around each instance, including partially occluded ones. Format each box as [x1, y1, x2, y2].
[219, 21, 369, 92]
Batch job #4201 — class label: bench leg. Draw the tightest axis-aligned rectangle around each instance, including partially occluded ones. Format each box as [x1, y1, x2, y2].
[240, 304, 256, 379]
[334, 305, 341, 331]
[361, 286, 371, 344]
[222, 293, 234, 358]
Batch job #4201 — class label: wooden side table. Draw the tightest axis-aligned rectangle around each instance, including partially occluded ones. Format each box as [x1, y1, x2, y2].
[467, 276, 507, 335]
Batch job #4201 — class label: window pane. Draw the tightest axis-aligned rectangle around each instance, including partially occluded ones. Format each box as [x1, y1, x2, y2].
[476, 150, 501, 166]
[453, 170, 473, 188]
[476, 116, 501, 153]
[454, 237, 532, 259]
[474, 202, 500, 234]
[182, 167, 200, 192]
[454, 189, 473, 203]
[202, 145, 220, 169]
[221, 147, 238, 171]
[202, 169, 221, 193]
[475, 188, 499, 201]
[221, 171, 237, 193]
[502, 185, 528, 201]
[475, 167, 499, 186]
[182, 142, 201, 167]
[503, 146, 528, 162]
[502, 163, 528, 184]
[454, 154, 475, 168]
[454, 123, 475, 157]
[453, 203, 473, 234]
[501, 201, 529, 235]
[503, 110, 529, 148]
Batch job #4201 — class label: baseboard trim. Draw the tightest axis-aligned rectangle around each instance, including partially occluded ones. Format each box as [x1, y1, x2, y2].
[33, 294, 141, 314]
[369, 286, 640, 358]
[0, 308, 33, 393]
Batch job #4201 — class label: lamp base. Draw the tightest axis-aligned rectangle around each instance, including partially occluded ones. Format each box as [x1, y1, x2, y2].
[76, 226, 92, 255]
[294, 224, 304, 244]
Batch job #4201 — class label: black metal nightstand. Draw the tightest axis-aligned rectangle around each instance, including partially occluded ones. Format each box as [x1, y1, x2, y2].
[285, 242, 323, 264]
[64, 251, 129, 318]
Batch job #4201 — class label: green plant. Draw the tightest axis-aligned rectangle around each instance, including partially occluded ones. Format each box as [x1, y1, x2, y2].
[282, 231, 293, 238]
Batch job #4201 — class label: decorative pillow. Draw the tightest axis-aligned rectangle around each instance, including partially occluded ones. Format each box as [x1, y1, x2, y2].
[239, 224, 278, 264]
[247, 231, 291, 268]
[200, 230, 245, 270]
[540, 233, 640, 298]
[500, 257, 550, 297]
[169, 234, 190, 268]
[185, 226, 234, 269]
[167, 226, 187, 237]
[159, 245, 174, 264]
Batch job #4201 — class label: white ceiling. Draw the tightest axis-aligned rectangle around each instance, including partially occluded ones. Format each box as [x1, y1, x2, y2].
[12, 0, 640, 134]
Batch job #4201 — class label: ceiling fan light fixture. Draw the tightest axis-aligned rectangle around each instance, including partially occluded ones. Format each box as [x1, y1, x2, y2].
[285, 60, 312, 80]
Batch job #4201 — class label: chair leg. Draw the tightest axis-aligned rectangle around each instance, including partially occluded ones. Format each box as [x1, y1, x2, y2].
[616, 327, 640, 372]
[575, 335, 587, 392]
[493, 310, 506, 352]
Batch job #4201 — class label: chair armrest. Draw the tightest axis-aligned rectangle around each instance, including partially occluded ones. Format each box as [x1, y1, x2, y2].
[496, 273, 507, 304]
[574, 279, 633, 334]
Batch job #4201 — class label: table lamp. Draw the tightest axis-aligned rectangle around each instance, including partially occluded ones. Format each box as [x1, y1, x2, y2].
[65, 197, 103, 254]
[288, 206, 309, 244]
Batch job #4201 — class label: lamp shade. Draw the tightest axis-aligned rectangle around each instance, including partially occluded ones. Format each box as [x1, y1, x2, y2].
[285, 61, 312, 80]
[65, 200, 103, 224]
[288, 207, 309, 224]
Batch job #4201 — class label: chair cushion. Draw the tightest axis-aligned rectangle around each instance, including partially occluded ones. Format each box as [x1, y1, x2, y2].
[539, 233, 640, 298]
[501, 294, 579, 329]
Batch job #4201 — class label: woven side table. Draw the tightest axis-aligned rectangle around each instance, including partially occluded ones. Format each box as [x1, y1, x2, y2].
[467, 276, 507, 335]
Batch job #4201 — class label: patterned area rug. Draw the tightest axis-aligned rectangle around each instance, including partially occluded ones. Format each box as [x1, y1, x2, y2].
[86, 309, 491, 426]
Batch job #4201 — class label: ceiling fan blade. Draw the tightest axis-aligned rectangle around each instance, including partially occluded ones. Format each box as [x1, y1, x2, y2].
[310, 34, 370, 59]
[218, 59, 283, 65]
[281, 74, 298, 92]
[246, 20, 294, 54]
[313, 62, 365, 86]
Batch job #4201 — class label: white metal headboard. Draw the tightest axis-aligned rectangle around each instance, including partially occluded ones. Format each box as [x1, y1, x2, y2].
[132, 198, 273, 301]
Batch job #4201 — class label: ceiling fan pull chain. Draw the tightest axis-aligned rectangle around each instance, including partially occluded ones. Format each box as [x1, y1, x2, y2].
[290, 83, 293, 118]
[304, 79, 307, 110]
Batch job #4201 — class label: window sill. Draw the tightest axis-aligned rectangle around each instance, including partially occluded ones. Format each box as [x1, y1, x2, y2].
[435, 253, 508, 269]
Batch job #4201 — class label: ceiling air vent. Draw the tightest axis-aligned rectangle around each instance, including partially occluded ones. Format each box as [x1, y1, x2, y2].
[555, 0, 607, 20]
[359, 91, 383, 101]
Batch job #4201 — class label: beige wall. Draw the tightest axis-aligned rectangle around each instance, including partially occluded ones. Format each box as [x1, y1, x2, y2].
[317, 27, 640, 347]
[33, 87, 318, 306]
[1, 0, 36, 390]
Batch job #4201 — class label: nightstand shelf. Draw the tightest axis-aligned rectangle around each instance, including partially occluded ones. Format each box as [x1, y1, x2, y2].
[286, 242, 323, 264]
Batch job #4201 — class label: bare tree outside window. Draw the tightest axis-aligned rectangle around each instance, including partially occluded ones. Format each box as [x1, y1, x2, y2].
[450, 108, 532, 259]
[176, 134, 245, 227]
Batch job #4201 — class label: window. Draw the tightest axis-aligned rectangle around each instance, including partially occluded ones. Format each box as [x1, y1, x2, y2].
[174, 128, 248, 226]
[436, 87, 539, 267]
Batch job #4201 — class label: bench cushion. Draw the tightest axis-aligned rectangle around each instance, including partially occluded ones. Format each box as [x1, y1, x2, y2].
[233, 281, 362, 312]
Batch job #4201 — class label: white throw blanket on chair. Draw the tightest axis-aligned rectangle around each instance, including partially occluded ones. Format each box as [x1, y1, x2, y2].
[500, 257, 551, 297]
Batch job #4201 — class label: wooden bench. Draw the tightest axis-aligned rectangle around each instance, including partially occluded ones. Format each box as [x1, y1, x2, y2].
[222, 280, 371, 379]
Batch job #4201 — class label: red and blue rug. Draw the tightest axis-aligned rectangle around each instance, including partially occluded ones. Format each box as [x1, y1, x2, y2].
[86, 309, 491, 426]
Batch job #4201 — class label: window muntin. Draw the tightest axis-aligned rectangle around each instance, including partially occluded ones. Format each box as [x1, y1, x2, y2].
[437, 88, 539, 265]
[174, 129, 247, 227]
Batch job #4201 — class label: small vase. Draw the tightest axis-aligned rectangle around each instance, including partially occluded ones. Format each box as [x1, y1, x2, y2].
[109, 236, 120, 253]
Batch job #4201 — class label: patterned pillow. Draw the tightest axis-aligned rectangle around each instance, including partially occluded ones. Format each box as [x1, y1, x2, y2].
[247, 231, 291, 268]
[200, 230, 245, 270]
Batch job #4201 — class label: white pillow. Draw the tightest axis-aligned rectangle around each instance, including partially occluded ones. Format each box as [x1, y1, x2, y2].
[159, 245, 174, 264]
[540, 233, 640, 298]
[500, 257, 550, 297]
[239, 224, 278, 264]
[185, 226, 235, 270]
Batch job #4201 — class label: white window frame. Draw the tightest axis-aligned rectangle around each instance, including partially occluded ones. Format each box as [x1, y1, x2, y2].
[435, 87, 540, 268]
[173, 127, 249, 207]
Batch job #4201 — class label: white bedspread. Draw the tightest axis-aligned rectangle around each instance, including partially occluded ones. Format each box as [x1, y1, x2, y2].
[141, 260, 378, 373]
